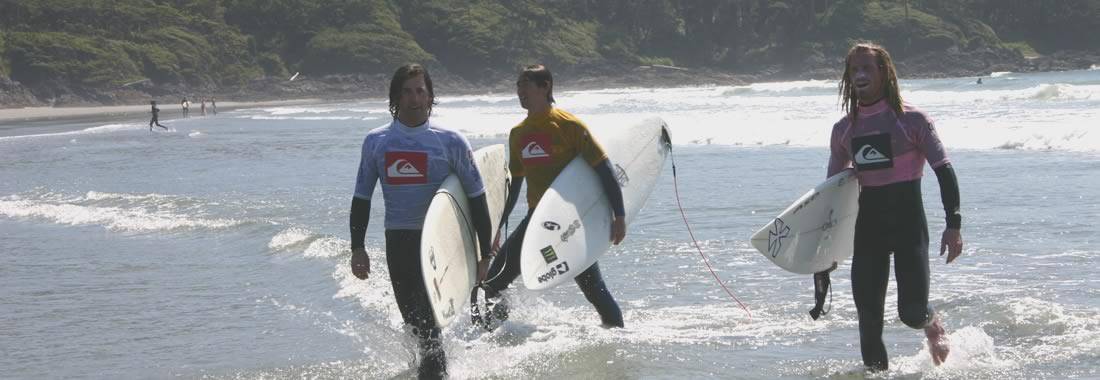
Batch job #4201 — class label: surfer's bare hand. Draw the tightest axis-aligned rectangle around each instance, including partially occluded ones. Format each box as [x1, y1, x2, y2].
[351, 247, 371, 279]
[940, 229, 962, 264]
[610, 215, 626, 245]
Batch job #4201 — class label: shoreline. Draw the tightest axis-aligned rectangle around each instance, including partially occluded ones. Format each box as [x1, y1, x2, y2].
[0, 98, 327, 126]
[2, 47, 1097, 114]
[2, 63, 1096, 127]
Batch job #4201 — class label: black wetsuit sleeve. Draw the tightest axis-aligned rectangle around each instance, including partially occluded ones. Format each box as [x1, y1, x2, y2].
[468, 194, 492, 259]
[349, 197, 371, 249]
[933, 163, 961, 229]
[594, 159, 626, 217]
[501, 176, 524, 221]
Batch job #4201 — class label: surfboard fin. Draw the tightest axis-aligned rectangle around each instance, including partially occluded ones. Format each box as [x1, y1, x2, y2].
[809, 262, 838, 320]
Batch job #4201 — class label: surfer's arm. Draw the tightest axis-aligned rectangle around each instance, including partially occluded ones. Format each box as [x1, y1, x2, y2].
[933, 163, 963, 263]
[933, 163, 961, 229]
[351, 135, 379, 249]
[349, 196, 372, 279]
[468, 194, 492, 259]
[501, 177, 524, 221]
[594, 159, 625, 217]
[827, 155, 850, 178]
[827, 120, 851, 177]
[349, 196, 371, 249]
[595, 159, 627, 245]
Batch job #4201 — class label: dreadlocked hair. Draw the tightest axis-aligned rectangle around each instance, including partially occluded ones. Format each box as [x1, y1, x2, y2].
[838, 43, 904, 125]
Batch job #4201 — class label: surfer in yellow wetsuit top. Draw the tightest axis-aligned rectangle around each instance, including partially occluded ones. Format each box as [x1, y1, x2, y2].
[347, 64, 493, 379]
[478, 64, 628, 330]
[824, 42, 964, 372]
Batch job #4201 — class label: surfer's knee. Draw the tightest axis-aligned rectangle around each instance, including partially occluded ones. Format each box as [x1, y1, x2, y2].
[899, 304, 932, 329]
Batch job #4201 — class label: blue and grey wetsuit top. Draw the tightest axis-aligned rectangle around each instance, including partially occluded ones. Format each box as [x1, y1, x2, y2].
[354, 119, 485, 230]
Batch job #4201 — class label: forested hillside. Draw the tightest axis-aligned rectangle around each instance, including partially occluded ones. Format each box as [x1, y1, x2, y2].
[1, 0, 1098, 106]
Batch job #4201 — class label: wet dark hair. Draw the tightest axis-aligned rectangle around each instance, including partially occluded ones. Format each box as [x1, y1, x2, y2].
[388, 63, 436, 118]
[519, 64, 555, 103]
[839, 42, 903, 120]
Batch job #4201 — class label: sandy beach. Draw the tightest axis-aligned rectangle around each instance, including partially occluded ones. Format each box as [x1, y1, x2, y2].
[0, 99, 326, 126]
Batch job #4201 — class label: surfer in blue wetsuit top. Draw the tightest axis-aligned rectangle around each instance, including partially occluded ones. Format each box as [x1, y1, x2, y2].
[824, 42, 964, 371]
[348, 63, 494, 379]
[479, 64, 628, 329]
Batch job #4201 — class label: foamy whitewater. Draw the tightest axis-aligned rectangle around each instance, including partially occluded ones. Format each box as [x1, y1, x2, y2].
[1, 69, 1098, 379]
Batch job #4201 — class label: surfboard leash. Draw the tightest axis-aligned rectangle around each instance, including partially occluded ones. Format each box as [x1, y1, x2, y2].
[470, 177, 513, 331]
[669, 149, 753, 321]
[440, 191, 480, 251]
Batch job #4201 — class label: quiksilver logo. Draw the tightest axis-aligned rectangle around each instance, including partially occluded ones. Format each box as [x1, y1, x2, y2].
[522, 141, 549, 159]
[387, 159, 423, 177]
[854, 145, 889, 165]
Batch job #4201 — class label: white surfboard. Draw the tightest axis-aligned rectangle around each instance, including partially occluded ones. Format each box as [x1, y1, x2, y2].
[520, 118, 671, 290]
[421, 144, 510, 327]
[750, 169, 860, 274]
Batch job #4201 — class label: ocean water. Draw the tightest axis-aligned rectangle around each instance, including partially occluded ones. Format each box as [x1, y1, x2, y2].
[2, 68, 1099, 379]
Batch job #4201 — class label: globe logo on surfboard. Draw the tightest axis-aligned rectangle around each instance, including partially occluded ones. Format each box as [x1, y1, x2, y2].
[768, 218, 791, 258]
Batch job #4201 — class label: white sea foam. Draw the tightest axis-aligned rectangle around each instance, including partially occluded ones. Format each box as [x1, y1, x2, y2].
[268, 226, 317, 250]
[303, 237, 345, 258]
[891, 326, 1019, 376]
[240, 71, 1100, 155]
[245, 115, 364, 121]
[0, 123, 142, 141]
[723, 79, 836, 96]
[0, 191, 241, 232]
[267, 227, 345, 258]
[0, 198, 239, 231]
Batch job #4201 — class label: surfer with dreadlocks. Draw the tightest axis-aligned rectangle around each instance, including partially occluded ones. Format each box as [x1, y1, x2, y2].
[822, 42, 964, 371]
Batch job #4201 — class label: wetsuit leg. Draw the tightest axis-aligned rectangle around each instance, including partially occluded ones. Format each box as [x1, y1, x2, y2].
[574, 262, 624, 327]
[384, 230, 445, 379]
[484, 214, 531, 293]
[894, 198, 933, 329]
[851, 203, 891, 371]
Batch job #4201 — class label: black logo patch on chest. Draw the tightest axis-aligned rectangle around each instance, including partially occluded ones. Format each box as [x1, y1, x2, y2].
[851, 133, 893, 171]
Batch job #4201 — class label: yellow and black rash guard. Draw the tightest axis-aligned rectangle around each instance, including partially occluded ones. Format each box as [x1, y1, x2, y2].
[508, 107, 608, 208]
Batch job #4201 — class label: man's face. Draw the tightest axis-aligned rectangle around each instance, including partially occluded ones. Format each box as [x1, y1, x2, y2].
[397, 74, 431, 125]
[516, 77, 548, 110]
[848, 52, 884, 104]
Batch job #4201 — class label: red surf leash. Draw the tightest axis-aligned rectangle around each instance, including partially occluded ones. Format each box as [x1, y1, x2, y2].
[669, 149, 753, 321]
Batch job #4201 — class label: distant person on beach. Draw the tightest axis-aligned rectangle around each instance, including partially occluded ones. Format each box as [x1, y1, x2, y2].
[479, 64, 627, 330]
[149, 101, 167, 131]
[977, 77, 983, 84]
[211, 97, 217, 115]
[823, 42, 964, 371]
[200, 98, 206, 116]
[348, 63, 493, 379]
[181, 97, 190, 118]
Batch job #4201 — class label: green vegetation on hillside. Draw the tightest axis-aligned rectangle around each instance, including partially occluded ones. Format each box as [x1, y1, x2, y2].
[0, 31, 9, 77]
[0, 0, 1098, 98]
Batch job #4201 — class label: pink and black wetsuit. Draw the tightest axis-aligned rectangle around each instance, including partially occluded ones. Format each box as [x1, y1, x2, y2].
[827, 100, 961, 371]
